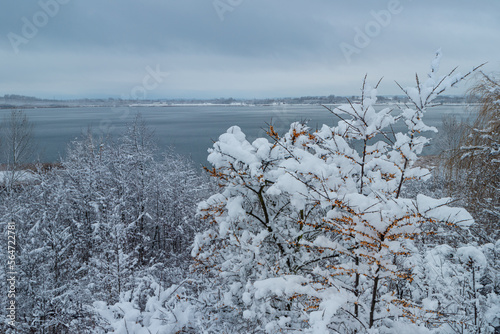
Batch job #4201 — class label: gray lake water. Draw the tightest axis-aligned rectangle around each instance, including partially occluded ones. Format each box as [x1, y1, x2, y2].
[0, 104, 475, 167]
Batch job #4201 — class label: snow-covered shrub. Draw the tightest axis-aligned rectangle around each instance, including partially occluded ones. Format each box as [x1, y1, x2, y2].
[192, 52, 484, 333]
[445, 72, 499, 240]
[410, 241, 500, 333]
[94, 277, 199, 334]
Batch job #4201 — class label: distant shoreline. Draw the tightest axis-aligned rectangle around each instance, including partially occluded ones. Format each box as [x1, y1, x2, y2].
[0, 102, 477, 110]
[0, 93, 475, 110]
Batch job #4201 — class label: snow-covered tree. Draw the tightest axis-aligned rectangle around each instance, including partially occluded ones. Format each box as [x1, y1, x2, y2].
[193, 52, 483, 333]
[0, 110, 36, 188]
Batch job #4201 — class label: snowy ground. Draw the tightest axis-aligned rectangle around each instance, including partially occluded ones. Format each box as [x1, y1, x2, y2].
[0, 170, 36, 184]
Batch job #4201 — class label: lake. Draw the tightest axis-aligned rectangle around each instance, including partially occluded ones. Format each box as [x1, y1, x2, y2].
[0, 104, 475, 167]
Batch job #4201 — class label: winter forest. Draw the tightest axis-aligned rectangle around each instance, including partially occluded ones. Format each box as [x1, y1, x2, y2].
[0, 54, 499, 333]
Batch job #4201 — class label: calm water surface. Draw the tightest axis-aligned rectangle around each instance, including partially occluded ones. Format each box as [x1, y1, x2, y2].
[0, 104, 474, 167]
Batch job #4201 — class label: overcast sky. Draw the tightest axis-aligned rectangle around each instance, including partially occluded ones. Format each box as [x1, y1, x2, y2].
[1, 0, 499, 99]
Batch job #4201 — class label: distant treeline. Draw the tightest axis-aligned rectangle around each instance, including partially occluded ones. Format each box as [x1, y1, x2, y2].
[0, 93, 473, 109]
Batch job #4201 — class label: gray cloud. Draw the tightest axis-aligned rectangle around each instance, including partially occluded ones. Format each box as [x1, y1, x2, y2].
[1, 0, 499, 98]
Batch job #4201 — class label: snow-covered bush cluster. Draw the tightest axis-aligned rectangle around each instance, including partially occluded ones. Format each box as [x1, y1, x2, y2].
[0, 117, 209, 333]
[0, 54, 498, 333]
